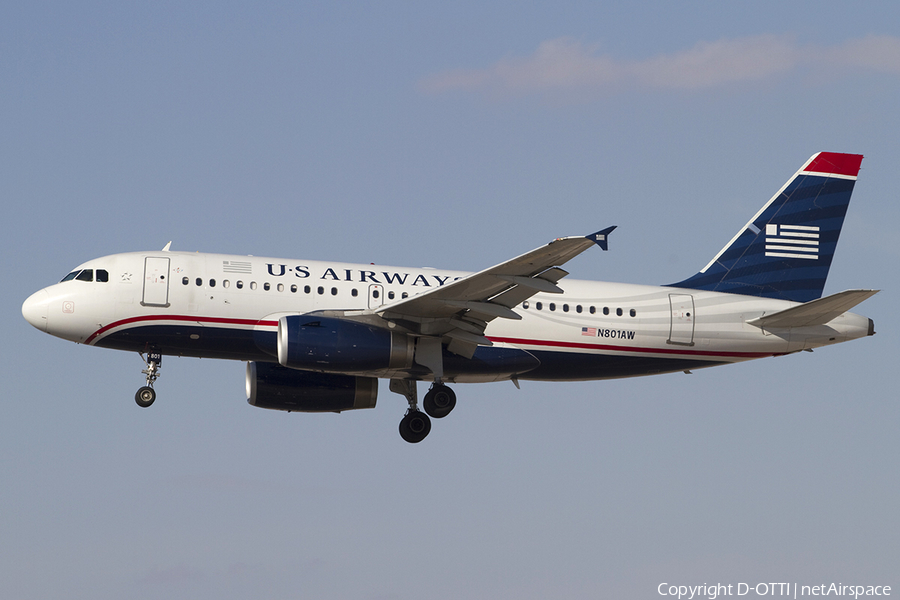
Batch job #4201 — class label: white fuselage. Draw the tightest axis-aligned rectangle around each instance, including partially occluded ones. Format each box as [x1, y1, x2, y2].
[22, 250, 873, 383]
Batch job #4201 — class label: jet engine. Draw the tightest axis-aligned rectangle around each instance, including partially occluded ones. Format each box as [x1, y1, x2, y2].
[246, 361, 377, 412]
[277, 315, 414, 373]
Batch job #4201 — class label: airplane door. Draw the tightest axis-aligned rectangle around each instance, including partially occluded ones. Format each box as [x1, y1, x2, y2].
[668, 293, 695, 346]
[368, 284, 384, 309]
[142, 257, 171, 307]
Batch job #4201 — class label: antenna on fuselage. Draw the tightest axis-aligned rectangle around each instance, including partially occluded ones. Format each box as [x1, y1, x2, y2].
[162, 241, 172, 252]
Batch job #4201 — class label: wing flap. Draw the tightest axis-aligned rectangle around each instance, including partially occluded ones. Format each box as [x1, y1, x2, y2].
[490, 267, 569, 309]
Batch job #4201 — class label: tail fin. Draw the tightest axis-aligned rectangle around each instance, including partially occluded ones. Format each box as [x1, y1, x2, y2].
[669, 152, 863, 303]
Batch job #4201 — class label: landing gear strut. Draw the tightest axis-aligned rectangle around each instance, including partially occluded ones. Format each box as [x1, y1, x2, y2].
[390, 379, 431, 444]
[390, 379, 458, 443]
[135, 352, 162, 408]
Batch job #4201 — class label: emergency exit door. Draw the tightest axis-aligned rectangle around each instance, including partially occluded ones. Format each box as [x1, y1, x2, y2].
[368, 284, 384, 309]
[142, 257, 171, 307]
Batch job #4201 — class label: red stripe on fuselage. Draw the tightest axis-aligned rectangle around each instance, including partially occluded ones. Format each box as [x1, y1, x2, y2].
[488, 336, 773, 359]
[86, 315, 279, 345]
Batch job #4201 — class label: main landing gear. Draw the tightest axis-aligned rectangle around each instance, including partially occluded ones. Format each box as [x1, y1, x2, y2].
[391, 379, 457, 443]
[423, 383, 456, 419]
[135, 352, 162, 408]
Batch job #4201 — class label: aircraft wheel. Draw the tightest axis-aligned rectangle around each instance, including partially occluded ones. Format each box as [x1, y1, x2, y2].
[423, 384, 456, 419]
[135, 386, 156, 408]
[399, 410, 431, 443]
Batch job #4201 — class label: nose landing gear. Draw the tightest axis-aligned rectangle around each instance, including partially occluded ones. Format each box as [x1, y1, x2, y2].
[135, 352, 162, 408]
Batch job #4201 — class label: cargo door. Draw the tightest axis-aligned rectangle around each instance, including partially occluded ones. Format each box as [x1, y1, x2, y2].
[142, 257, 171, 307]
[668, 293, 695, 346]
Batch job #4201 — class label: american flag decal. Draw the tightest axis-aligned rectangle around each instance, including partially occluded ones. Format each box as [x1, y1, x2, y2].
[765, 224, 819, 260]
[223, 260, 253, 273]
[582, 327, 597, 336]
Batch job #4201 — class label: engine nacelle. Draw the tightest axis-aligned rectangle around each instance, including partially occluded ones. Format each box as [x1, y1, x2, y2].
[277, 315, 414, 373]
[246, 361, 377, 412]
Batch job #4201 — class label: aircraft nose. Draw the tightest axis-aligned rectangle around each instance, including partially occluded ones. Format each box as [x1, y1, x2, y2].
[22, 289, 50, 332]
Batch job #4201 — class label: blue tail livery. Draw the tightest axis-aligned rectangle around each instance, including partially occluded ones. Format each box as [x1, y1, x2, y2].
[670, 152, 863, 303]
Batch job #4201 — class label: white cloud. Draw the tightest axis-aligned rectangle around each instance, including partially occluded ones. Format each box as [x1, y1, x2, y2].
[826, 35, 900, 72]
[419, 34, 900, 98]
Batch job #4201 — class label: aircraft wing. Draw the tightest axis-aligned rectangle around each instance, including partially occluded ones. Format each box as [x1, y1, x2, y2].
[374, 227, 615, 355]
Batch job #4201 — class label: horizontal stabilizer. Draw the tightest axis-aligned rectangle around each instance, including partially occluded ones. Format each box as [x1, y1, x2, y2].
[746, 289, 879, 329]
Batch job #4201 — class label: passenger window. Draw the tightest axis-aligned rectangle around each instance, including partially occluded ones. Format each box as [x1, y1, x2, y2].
[352, 289, 358, 297]
[264, 282, 270, 291]
[630, 309, 637, 317]
[388, 291, 395, 300]
[317, 286, 324, 295]
[291, 284, 297, 293]
[603, 307, 609, 315]
[549, 303, 556, 311]
[536, 302, 543, 310]
[277, 283, 284, 292]
[236, 281, 243, 289]
[590, 306, 596, 314]
[402, 292, 409, 299]
[304, 285, 311, 294]
[195, 278, 202, 286]
[331, 287, 338, 296]
[250, 282, 258, 290]
[96, 270, 109, 282]
[576, 305, 582, 313]
[616, 308, 623, 316]
[182, 277, 189, 285]
[563, 304, 569, 312]
[224, 280, 231, 288]
[209, 279, 216, 288]
[523, 301, 530, 309]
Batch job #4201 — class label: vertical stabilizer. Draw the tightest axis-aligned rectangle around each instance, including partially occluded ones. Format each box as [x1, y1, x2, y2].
[669, 152, 863, 303]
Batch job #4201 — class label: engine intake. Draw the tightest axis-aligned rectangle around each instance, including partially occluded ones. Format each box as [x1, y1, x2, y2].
[277, 315, 413, 373]
[246, 361, 377, 412]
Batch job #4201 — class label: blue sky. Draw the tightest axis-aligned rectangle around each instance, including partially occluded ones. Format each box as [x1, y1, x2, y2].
[3, 2, 898, 599]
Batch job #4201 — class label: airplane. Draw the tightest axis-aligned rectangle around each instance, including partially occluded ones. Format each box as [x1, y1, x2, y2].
[22, 152, 878, 443]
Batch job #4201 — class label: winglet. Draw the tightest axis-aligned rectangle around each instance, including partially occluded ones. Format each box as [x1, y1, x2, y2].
[587, 226, 617, 251]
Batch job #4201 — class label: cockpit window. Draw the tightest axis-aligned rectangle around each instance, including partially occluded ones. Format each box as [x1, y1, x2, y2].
[60, 269, 108, 283]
